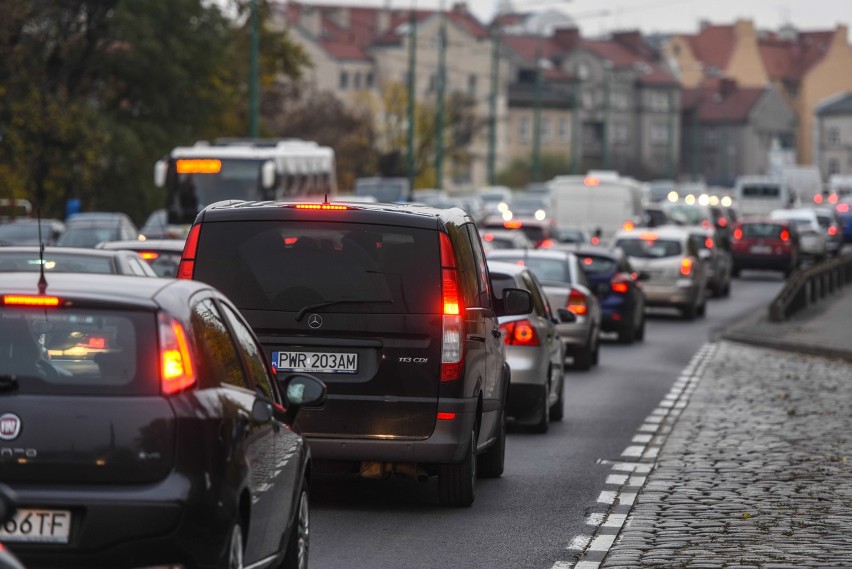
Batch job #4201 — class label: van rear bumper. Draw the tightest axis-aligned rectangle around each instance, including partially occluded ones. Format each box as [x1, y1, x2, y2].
[305, 396, 478, 464]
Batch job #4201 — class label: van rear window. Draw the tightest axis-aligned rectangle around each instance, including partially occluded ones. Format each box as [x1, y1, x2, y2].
[0, 309, 157, 395]
[741, 185, 780, 198]
[194, 221, 440, 313]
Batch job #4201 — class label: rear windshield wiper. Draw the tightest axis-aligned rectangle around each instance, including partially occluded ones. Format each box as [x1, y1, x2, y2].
[0, 376, 20, 393]
[295, 299, 394, 322]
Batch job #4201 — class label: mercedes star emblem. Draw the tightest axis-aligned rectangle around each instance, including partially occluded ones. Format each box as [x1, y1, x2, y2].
[308, 314, 323, 329]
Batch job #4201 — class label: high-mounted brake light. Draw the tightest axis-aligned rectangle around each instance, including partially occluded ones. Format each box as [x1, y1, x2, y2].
[500, 320, 540, 346]
[294, 204, 349, 210]
[2, 294, 60, 307]
[584, 176, 600, 187]
[717, 217, 728, 228]
[503, 220, 522, 229]
[622, 221, 635, 231]
[639, 232, 658, 241]
[440, 233, 464, 382]
[159, 313, 196, 395]
[566, 289, 588, 316]
[680, 257, 693, 277]
[139, 251, 159, 260]
[177, 224, 201, 280]
[176, 159, 221, 174]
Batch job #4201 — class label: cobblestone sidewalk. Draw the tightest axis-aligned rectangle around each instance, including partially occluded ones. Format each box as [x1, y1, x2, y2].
[602, 341, 852, 568]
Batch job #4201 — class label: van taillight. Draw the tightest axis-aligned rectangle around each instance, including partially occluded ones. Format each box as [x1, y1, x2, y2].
[566, 289, 588, 315]
[159, 313, 196, 395]
[440, 233, 464, 382]
[680, 257, 693, 277]
[500, 320, 540, 346]
[780, 229, 790, 242]
[177, 224, 201, 280]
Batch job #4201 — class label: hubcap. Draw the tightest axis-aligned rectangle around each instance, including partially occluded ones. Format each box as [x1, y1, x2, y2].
[297, 490, 310, 569]
[228, 524, 244, 569]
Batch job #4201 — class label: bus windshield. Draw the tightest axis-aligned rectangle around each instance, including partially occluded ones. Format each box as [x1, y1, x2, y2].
[169, 159, 265, 223]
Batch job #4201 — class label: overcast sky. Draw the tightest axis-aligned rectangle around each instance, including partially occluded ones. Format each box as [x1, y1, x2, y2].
[288, 0, 852, 39]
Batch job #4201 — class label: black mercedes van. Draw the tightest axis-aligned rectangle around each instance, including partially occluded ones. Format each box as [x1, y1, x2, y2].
[179, 200, 531, 506]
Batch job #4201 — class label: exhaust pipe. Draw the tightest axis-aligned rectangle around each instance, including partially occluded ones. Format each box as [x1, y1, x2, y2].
[359, 462, 429, 483]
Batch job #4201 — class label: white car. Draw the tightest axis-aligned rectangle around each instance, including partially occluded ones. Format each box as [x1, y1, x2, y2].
[769, 209, 829, 260]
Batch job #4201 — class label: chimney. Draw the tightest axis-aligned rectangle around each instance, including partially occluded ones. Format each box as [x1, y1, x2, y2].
[327, 7, 351, 30]
[299, 5, 322, 38]
[377, 3, 391, 35]
[612, 30, 646, 56]
[718, 77, 737, 98]
[553, 27, 580, 51]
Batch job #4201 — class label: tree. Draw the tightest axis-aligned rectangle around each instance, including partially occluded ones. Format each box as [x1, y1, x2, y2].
[496, 152, 572, 189]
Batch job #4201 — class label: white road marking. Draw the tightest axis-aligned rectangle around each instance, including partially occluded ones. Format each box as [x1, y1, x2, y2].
[618, 493, 637, 506]
[649, 407, 667, 416]
[550, 562, 574, 569]
[659, 399, 674, 408]
[568, 535, 592, 550]
[575, 562, 601, 569]
[606, 474, 628, 485]
[597, 491, 617, 504]
[643, 447, 660, 459]
[589, 534, 616, 551]
[585, 513, 606, 526]
[632, 434, 653, 443]
[628, 475, 647, 486]
[621, 445, 644, 457]
[603, 513, 627, 528]
[638, 423, 658, 432]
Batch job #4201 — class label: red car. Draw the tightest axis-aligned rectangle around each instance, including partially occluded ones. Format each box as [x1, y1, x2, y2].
[730, 219, 799, 277]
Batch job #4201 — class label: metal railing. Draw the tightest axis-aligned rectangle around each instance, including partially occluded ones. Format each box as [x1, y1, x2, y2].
[769, 252, 852, 321]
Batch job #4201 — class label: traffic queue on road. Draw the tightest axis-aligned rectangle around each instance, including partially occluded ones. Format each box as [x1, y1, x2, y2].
[0, 183, 850, 569]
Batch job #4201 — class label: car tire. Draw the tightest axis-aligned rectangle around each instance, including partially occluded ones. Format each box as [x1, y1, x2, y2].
[617, 320, 636, 344]
[635, 312, 646, 341]
[550, 373, 565, 422]
[220, 521, 245, 569]
[731, 267, 740, 278]
[682, 303, 697, 320]
[532, 383, 550, 433]
[438, 428, 476, 507]
[573, 345, 592, 370]
[477, 410, 505, 478]
[280, 486, 310, 569]
[591, 334, 600, 366]
[697, 299, 706, 318]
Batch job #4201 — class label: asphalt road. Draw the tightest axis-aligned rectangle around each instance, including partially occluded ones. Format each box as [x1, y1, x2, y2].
[308, 272, 785, 569]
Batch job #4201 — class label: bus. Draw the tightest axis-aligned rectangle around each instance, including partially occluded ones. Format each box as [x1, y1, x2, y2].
[0, 198, 33, 222]
[733, 175, 797, 217]
[155, 138, 336, 225]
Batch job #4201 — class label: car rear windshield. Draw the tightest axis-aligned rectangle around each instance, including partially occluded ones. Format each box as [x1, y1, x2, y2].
[741, 223, 785, 239]
[0, 252, 115, 274]
[0, 308, 158, 395]
[578, 255, 617, 274]
[490, 255, 571, 284]
[615, 238, 682, 259]
[57, 227, 121, 248]
[194, 221, 440, 313]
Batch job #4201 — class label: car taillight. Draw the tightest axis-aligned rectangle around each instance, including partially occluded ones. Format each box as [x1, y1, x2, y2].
[499, 319, 540, 346]
[829, 194, 838, 204]
[705, 237, 714, 249]
[680, 257, 693, 277]
[717, 217, 728, 228]
[780, 229, 790, 242]
[828, 226, 838, 236]
[566, 289, 588, 316]
[814, 194, 824, 204]
[700, 220, 712, 229]
[838, 203, 850, 213]
[733, 228, 743, 241]
[539, 239, 554, 249]
[177, 223, 201, 280]
[622, 221, 635, 231]
[440, 233, 464, 382]
[159, 313, 196, 395]
[611, 272, 632, 294]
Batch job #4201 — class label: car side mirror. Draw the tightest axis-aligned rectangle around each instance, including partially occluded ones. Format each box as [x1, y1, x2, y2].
[251, 398, 274, 424]
[557, 308, 577, 323]
[0, 483, 18, 525]
[275, 373, 328, 424]
[496, 288, 532, 316]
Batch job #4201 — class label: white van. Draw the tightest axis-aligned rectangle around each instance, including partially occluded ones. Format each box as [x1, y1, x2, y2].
[547, 171, 645, 243]
[782, 166, 822, 204]
[733, 176, 797, 217]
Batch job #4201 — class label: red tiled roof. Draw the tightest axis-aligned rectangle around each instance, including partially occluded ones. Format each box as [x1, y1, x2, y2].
[501, 34, 561, 65]
[320, 39, 371, 61]
[684, 25, 736, 71]
[758, 30, 834, 80]
[683, 85, 766, 123]
[579, 40, 677, 85]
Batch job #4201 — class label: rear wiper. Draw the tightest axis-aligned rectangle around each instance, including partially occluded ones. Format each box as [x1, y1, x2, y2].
[0, 376, 20, 393]
[295, 299, 394, 322]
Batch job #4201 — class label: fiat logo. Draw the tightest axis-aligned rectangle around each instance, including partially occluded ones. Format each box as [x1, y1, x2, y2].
[0, 414, 21, 441]
[308, 314, 323, 329]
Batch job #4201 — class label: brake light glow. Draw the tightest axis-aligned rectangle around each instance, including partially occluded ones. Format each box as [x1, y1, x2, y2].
[437, 412, 456, 420]
[503, 220, 522, 229]
[829, 194, 838, 204]
[591, 236, 600, 245]
[583, 257, 593, 265]
[2, 294, 60, 307]
[639, 232, 658, 241]
[700, 220, 712, 229]
[87, 336, 106, 349]
[483, 233, 495, 241]
[717, 217, 728, 228]
[780, 229, 790, 242]
[611, 272, 632, 294]
[622, 221, 635, 231]
[176, 159, 221, 174]
[733, 228, 743, 241]
[705, 238, 714, 249]
[584, 176, 600, 187]
[680, 257, 693, 277]
[440, 233, 464, 382]
[177, 224, 201, 280]
[838, 203, 850, 213]
[539, 239, 554, 249]
[295, 204, 349, 210]
[500, 319, 540, 346]
[814, 194, 824, 204]
[139, 251, 159, 260]
[828, 226, 838, 236]
[159, 313, 196, 395]
[566, 289, 588, 316]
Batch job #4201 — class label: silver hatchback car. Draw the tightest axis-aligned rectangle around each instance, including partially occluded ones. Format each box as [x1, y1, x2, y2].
[488, 261, 566, 433]
[612, 226, 708, 320]
[487, 249, 601, 370]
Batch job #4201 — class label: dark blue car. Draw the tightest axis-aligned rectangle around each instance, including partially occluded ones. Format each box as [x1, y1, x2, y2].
[571, 246, 647, 344]
[837, 199, 852, 242]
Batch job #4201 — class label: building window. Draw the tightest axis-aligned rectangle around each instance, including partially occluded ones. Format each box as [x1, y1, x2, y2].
[612, 123, 629, 144]
[559, 117, 571, 142]
[354, 72, 362, 89]
[366, 72, 374, 89]
[650, 124, 669, 145]
[648, 91, 668, 111]
[339, 70, 349, 90]
[541, 118, 551, 142]
[828, 158, 840, 176]
[582, 91, 593, 109]
[827, 127, 840, 146]
[520, 117, 531, 143]
[468, 75, 477, 98]
[611, 91, 628, 110]
[705, 129, 718, 148]
[428, 73, 438, 93]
